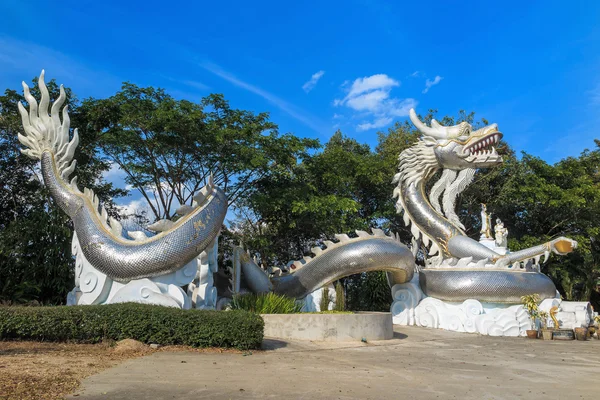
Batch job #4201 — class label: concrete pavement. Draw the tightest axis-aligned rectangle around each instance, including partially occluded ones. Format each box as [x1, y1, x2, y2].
[70, 326, 600, 399]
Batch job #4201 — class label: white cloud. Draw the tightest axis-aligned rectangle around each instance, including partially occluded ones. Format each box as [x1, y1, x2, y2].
[410, 71, 422, 78]
[101, 162, 129, 191]
[357, 117, 393, 132]
[118, 198, 150, 217]
[302, 70, 325, 93]
[102, 162, 125, 181]
[345, 74, 399, 100]
[422, 75, 443, 94]
[201, 62, 325, 133]
[334, 74, 416, 132]
[346, 89, 390, 112]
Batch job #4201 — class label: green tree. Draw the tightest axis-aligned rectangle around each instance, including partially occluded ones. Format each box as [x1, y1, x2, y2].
[83, 86, 318, 221]
[238, 131, 389, 265]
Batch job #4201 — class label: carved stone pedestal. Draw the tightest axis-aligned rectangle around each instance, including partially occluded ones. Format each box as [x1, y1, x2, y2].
[391, 274, 593, 337]
[67, 234, 219, 309]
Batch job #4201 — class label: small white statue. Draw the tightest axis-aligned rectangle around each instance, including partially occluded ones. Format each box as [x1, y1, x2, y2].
[494, 218, 508, 248]
[480, 204, 492, 239]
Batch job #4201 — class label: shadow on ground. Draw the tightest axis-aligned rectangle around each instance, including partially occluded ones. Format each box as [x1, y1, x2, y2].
[261, 339, 288, 350]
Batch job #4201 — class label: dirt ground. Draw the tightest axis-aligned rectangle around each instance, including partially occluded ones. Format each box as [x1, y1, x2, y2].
[0, 341, 241, 400]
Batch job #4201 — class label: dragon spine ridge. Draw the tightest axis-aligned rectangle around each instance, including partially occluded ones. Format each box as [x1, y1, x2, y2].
[233, 228, 414, 299]
[282, 228, 402, 274]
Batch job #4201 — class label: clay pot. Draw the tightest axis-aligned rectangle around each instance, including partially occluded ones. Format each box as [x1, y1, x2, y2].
[587, 326, 596, 339]
[526, 329, 538, 339]
[574, 327, 588, 341]
[541, 329, 553, 340]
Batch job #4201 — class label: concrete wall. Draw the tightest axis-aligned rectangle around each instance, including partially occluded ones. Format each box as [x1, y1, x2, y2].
[261, 312, 393, 341]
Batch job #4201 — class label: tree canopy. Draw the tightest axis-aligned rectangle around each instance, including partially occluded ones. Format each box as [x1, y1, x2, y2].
[81, 85, 318, 221]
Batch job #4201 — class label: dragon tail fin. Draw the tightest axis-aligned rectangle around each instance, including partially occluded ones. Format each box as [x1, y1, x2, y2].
[17, 70, 79, 182]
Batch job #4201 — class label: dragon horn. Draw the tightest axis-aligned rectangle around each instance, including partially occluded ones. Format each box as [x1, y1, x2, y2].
[409, 109, 448, 139]
[409, 109, 466, 139]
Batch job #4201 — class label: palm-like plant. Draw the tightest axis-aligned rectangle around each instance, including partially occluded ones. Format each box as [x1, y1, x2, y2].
[521, 293, 541, 327]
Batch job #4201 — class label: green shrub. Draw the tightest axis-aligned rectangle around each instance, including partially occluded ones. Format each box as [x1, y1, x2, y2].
[346, 271, 392, 311]
[231, 292, 302, 314]
[0, 303, 263, 349]
[319, 286, 331, 311]
[334, 283, 345, 311]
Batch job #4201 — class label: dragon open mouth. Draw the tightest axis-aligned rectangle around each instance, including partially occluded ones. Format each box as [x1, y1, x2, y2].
[462, 128, 503, 162]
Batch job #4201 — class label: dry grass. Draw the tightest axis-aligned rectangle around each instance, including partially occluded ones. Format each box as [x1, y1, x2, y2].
[0, 340, 152, 400]
[0, 340, 246, 399]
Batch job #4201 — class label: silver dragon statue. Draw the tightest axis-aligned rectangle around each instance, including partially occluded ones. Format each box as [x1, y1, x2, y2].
[392, 109, 577, 303]
[15, 71, 576, 309]
[17, 72, 227, 282]
[15, 71, 415, 307]
[233, 109, 577, 305]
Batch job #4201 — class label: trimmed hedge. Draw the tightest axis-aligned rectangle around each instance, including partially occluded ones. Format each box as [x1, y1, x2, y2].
[0, 303, 264, 349]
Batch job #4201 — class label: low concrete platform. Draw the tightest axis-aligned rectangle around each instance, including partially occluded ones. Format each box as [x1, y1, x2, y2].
[70, 325, 600, 399]
[261, 311, 393, 341]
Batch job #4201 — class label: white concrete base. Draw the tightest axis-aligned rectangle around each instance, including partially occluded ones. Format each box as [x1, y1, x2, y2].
[262, 312, 393, 341]
[391, 274, 593, 337]
[67, 235, 219, 309]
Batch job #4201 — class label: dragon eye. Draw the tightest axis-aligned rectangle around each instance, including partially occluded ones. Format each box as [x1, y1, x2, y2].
[459, 123, 472, 136]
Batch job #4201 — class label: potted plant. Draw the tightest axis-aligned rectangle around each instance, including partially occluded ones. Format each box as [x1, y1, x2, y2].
[521, 294, 541, 338]
[594, 316, 600, 340]
[574, 326, 588, 341]
[538, 311, 553, 340]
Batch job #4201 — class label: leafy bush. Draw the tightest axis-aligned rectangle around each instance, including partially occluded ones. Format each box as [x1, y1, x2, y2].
[334, 283, 345, 311]
[0, 303, 263, 349]
[319, 286, 331, 311]
[346, 271, 393, 311]
[231, 292, 302, 314]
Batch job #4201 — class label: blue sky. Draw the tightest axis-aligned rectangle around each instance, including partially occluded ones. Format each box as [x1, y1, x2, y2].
[2, 0, 599, 160]
[1, 1, 599, 216]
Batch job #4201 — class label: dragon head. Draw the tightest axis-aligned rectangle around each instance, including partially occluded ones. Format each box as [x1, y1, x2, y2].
[409, 109, 503, 171]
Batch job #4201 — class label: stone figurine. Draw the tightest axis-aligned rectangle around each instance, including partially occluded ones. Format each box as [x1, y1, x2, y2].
[494, 218, 508, 248]
[480, 204, 492, 239]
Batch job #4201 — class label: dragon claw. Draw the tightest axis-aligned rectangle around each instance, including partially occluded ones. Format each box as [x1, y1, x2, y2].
[551, 237, 577, 255]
